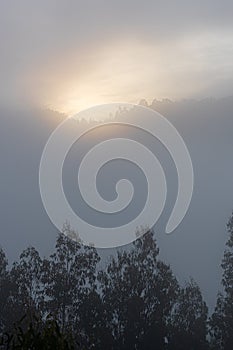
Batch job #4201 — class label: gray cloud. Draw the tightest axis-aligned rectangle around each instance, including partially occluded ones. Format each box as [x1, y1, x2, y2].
[0, 1, 233, 108]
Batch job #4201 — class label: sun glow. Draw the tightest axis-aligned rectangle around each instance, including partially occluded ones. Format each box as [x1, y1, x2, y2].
[44, 41, 162, 115]
[28, 32, 233, 117]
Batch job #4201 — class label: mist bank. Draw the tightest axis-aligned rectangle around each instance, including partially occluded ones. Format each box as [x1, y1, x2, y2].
[1, 97, 233, 311]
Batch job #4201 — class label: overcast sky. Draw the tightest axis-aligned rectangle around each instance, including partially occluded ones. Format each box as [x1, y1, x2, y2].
[1, 0, 233, 113]
[1, 2, 233, 310]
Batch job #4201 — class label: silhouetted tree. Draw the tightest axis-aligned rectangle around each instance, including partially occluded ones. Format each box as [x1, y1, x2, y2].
[41, 231, 102, 347]
[8, 247, 43, 326]
[0, 229, 210, 349]
[167, 279, 209, 350]
[98, 231, 179, 349]
[210, 212, 233, 349]
[0, 313, 77, 350]
[0, 248, 9, 333]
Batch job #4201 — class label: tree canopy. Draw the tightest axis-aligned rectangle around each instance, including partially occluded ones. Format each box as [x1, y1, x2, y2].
[2, 222, 232, 349]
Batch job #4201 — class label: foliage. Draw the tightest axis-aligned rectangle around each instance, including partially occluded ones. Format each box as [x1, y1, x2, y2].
[210, 213, 233, 349]
[0, 314, 76, 350]
[0, 230, 210, 349]
[167, 279, 209, 350]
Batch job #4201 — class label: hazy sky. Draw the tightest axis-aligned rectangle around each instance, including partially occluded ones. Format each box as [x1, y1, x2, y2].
[1, 2, 233, 309]
[1, 1, 233, 113]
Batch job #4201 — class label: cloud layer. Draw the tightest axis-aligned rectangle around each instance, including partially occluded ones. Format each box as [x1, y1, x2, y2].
[1, 1, 233, 112]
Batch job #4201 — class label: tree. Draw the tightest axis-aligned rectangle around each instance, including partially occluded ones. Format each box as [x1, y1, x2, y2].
[0, 313, 77, 350]
[0, 228, 210, 349]
[0, 247, 9, 332]
[98, 230, 179, 350]
[167, 279, 209, 350]
[8, 247, 43, 324]
[210, 212, 233, 349]
[41, 231, 102, 348]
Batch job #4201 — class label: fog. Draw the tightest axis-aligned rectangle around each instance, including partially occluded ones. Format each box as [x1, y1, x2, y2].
[1, 97, 233, 312]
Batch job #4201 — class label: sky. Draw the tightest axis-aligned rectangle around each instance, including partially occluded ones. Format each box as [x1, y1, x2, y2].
[1, 1, 233, 113]
[1, 1, 233, 310]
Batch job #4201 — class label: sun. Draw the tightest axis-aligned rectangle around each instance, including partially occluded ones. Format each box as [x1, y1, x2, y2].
[44, 41, 163, 116]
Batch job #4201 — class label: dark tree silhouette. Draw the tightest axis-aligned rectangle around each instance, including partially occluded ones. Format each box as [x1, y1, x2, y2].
[40, 231, 102, 348]
[98, 231, 179, 349]
[167, 279, 209, 350]
[0, 248, 9, 333]
[0, 314, 76, 350]
[9, 247, 43, 321]
[0, 229, 210, 349]
[210, 213, 233, 349]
